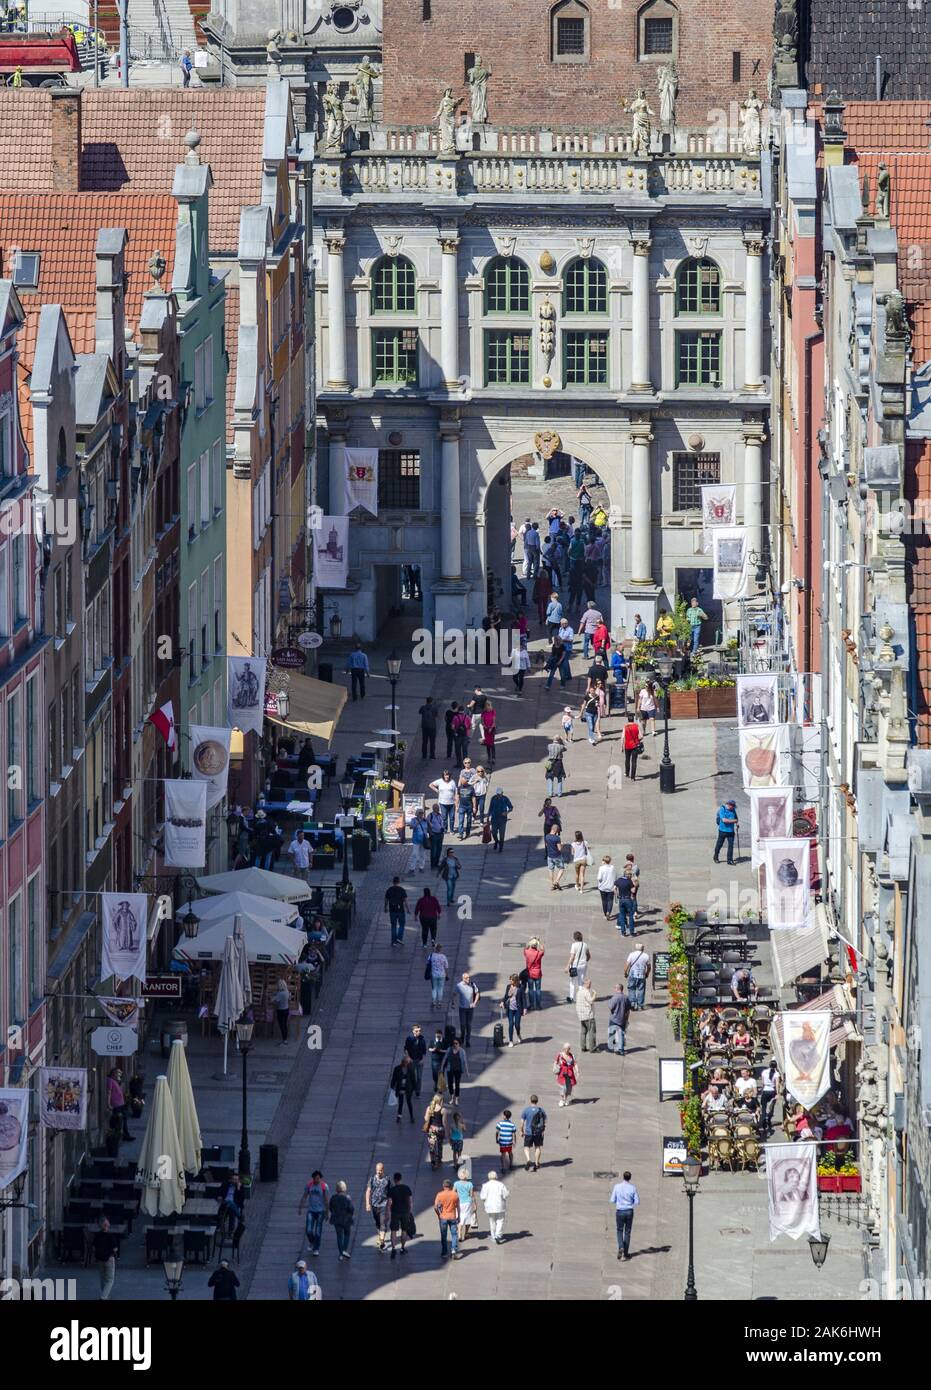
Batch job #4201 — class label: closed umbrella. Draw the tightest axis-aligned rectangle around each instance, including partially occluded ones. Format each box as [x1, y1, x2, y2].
[233, 915, 253, 1012]
[166, 1038, 202, 1177]
[214, 929, 246, 1077]
[135, 1075, 187, 1216]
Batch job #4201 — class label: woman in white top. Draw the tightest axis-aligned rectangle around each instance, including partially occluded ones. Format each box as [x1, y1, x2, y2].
[596, 855, 617, 920]
[637, 680, 658, 738]
[570, 830, 591, 892]
[564, 930, 590, 1002]
[472, 767, 489, 822]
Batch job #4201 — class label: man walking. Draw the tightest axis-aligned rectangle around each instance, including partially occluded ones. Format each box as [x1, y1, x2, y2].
[495, 1110, 517, 1173]
[610, 1171, 640, 1260]
[579, 601, 603, 660]
[625, 943, 651, 1011]
[576, 977, 597, 1052]
[426, 802, 445, 868]
[520, 1094, 547, 1172]
[616, 868, 637, 937]
[687, 596, 708, 654]
[623, 716, 641, 781]
[608, 982, 631, 1056]
[455, 972, 480, 1047]
[523, 521, 542, 578]
[426, 943, 449, 1009]
[434, 1179, 461, 1259]
[364, 1162, 391, 1251]
[345, 642, 369, 700]
[384, 876, 408, 946]
[430, 771, 457, 832]
[387, 1172, 415, 1259]
[407, 808, 429, 873]
[713, 799, 739, 864]
[298, 1171, 330, 1256]
[208, 1259, 240, 1299]
[287, 1258, 321, 1299]
[419, 696, 438, 759]
[287, 829, 312, 886]
[93, 1216, 118, 1300]
[479, 1171, 510, 1245]
[414, 886, 441, 947]
[487, 786, 513, 851]
[403, 1024, 428, 1096]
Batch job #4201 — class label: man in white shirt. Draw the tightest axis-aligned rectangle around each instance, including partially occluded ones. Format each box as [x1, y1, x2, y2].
[624, 945, 651, 1011]
[454, 972, 480, 1047]
[578, 602, 604, 660]
[522, 522, 541, 578]
[479, 1170, 510, 1244]
[702, 1085, 728, 1116]
[429, 772, 458, 833]
[288, 830, 312, 886]
[575, 978, 597, 1053]
[734, 1068, 759, 1110]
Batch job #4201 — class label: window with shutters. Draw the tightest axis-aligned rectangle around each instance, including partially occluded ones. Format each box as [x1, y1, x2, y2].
[377, 450, 421, 509]
[672, 451, 721, 510]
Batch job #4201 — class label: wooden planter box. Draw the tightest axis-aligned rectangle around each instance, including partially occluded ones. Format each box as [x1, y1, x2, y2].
[668, 689, 699, 719]
[697, 687, 737, 719]
[817, 1175, 841, 1193]
[839, 1174, 861, 1193]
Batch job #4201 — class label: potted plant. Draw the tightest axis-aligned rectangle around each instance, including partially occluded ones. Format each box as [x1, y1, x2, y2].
[837, 1160, 861, 1193]
[696, 677, 737, 719]
[816, 1159, 842, 1193]
[667, 677, 699, 719]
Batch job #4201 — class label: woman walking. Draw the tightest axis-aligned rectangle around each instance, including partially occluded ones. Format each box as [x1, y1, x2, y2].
[272, 978, 291, 1045]
[554, 1045, 580, 1107]
[472, 765, 489, 823]
[390, 1054, 416, 1124]
[480, 705, 497, 768]
[597, 855, 617, 920]
[449, 1112, 466, 1166]
[523, 937, 545, 1010]
[441, 1038, 469, 1101]
[623, 716, 642, 781]
[439, 847, 462, 905]
[500, 973, 526, 1045]
[545, 746, 566, 798]
[579, 689, 599, 745]
[571, 830, 592, 893]
[539, 795, 562, 839]
[329, 1181, 355, 1260]
[565, 930, 590, 1003]
[512, 637, 531, 693]
[454, 1166, 475, 1244]
[637, 680, 658, 739]
[424, 1094, 448, 1170]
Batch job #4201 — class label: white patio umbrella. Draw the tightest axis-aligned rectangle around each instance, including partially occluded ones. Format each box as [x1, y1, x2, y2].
[195, 866, 311, 902]
[166, 1038, 202, 1176]
[185, 890, 299, 927]
[174, 915, 304, 966]
[214, 929, 247, 1077]
[135, 1075, 187, 1216]
[233, 916, 253, 1012]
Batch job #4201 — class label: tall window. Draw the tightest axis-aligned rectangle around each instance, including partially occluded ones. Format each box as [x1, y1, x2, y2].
[551, 0, 589, 61]
[28, 876, 40, 1004]
[200, 449, 210, 527]
[638, 0, 679, 61]
[564, 258, 608, 314]
[12, 533, 26, 624]
[8, 894, 23, 1024]
[0, 411, 10, 476]
[187, 584, 197, 681]
[26, 675, 38, 805]
[211, 440, 223, 515]
[676, 258, 722, 315]
[643, 16, 673, 51]
[485, 330, 531, 385]
[200, 571, 209, 668]
[371, 256, 416, 312]
[213, 555, 224, 655]
[484, 257, 530, 314]
[676, 330, 722, 386]
[377, 450, 421, 509]
[7, 689, 21, 825]
[373, 328, 419, 385]
[564, 330, 608, 386]
[0, 545, 8, 639]
[672, 451, 721, 510]
[194, 337, 215, 412]
[187, 463, 197, 541]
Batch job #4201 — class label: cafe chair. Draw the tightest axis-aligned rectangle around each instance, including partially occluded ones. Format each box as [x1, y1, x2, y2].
[695, 956, 716, 972]
[696, 970, 719, 987]
[722, 950, 744, 965]
[696, 986, 719, 1002]
[734, 1122, 761, 1170]
[720, 1007, 743, 1024]
[183, 1230, 211, 1265]
[708, 1124, 735, 1172]
[145, 1228, 172, 1265]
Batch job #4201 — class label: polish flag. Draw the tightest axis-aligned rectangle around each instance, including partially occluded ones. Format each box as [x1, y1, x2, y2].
[148, 701, 177, 751]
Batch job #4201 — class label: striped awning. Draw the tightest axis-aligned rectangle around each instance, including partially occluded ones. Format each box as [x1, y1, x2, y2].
[769, 902, 832, 987]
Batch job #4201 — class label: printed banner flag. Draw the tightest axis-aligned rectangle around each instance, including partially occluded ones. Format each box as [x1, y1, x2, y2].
[738, 723, 792, 788]
[190, 725, 232, 811]
[101, 892, 149, 984]
[701, 483, 737, 554]
[314, 515, 350, 590]
[767, 1142, 821, 1242]
[148, 700, 177, 751]
[763, 838, 811, 930]
[345, 447, 378, 516]
[712, 526, 751, 600]
[0, 1088, 29, 1190]
[737, 674, 779, 727]
[227, 656, 267, 737]
[164, 780, 208, 868]
[39, 1066, 89, 1132]
[749, 788, 794, 868]
[97, 996, 141, 1029]
[781, 1011, 832, 1109]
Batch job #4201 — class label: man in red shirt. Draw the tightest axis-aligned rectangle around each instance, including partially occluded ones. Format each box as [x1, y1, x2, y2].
[415, 888, 442, 947]
[623, 718, 642, 781]
[592, 620, 611, 656]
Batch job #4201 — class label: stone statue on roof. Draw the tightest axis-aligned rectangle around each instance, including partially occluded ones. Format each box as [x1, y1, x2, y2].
[352, 54, 380, 124]
[322, 81, 345, 153]
[623, 88, 654, 157]
[657, 61, 677, 128]
[467, 55, 491, 124]
[739, 88, 763, 156]
[435, 87, 459, 155]
[876, 163, 890, 219]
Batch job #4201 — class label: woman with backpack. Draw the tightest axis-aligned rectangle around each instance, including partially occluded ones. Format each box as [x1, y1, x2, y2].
[438, 848, 462, 904]
[523, 937, 545, 1011]
[545, 747, 566, 798]
[499, 973, 526, 1045]
[571, 830, 592, 893]
[554, 1045, 580, 1107]
[423, 1095, 448, 1170]
[452, 707, 471, 767]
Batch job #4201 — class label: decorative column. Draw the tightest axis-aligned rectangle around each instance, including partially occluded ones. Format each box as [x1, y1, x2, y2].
[629, 417, 654, 584]
[439, 417, 462, 580]
[325, 229, 349, 391]
[439, 235, 460, 390]
[742, 418, 766, 560]
[328, 428, 347, 517]
[630, 238, 652, 392]
[743, 239, 764, 391]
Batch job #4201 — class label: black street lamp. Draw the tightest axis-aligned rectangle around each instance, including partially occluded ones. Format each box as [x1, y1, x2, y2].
[339, 776, 355, 890]
[682, 1154, 701, 1300]
[654, 649, 676, 794]
[236, 1018, 254, 1178]
[808, 1233, 831, 1270]
[386, 652, 402, 750]
[181, 898, 200, 939]
[163, 1258, 184, 1300]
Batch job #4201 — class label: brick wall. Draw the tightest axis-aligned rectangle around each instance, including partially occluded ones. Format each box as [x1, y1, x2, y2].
[382, 0, 774, 130]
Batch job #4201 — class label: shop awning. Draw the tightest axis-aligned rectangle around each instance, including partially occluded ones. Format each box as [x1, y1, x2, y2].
[265, 673, 346, 747]
[771, 983, 861, 1074]
[769, 903, 832, 987]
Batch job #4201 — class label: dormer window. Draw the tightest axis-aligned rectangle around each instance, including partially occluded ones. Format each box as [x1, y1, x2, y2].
[12, 250, 40, 289]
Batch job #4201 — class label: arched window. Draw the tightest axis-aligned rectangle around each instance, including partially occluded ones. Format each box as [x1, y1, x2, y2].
[371, 256, 417, 313]
[563, 258, 608, 314]
[676, 258, 721, 315]
[551, 0, 590, 63]
[637, 0, 678, 60]
[484, 257, 530, 314]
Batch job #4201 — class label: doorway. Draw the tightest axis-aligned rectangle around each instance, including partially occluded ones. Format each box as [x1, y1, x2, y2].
[373, 562, 424, 644]
[675, 567, 719, 645]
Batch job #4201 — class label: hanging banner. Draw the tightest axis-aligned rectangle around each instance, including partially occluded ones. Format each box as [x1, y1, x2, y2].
[738, 723, 793, 788]
[314, 515, 350, 590]
[712, 526, 751, 601]
[767, 1142, 821, 1242]
[101, 892, 149, 984]
[39, 1066, 89, 1132]
[763, 838, 811, 930]
[0, 1088, 29, 1190]
[97, 996, 142, 1029]
[700, 484, 737, 554]
[164, 780, 208, 868]
[227, 656, 267, 737]
[737, 674, 779, 728]
[781, 1011, 832, 1109]
[190, 724, 232, 811]
[749, 788, 794, 868]
[345, 447, 378, 516]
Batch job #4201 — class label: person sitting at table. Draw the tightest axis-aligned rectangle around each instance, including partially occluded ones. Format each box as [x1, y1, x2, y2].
[731, 967, 758, 1003]
[707, 1019, 729, 1047]
[730, 1020, 753, 1052]
[708, 1067, 729, 1086]
[702, 1085, 729, 1117]
[305, 915, 329, 944]
[733, 1067, 758, 1110]
[790, 1103, 820, 1141]
[218, 1174, 245, 1235]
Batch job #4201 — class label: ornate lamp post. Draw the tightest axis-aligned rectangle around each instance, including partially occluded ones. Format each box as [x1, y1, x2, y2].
[163, 1258, 185, 1300]
[808, 1233, 831, 1270]
[386, 652, 402, 751]
[339, 776, 356, 890]
[236, 1017, 254, 1178]
[653, 648, 676, 794]
[682, 1153, 701, 1301]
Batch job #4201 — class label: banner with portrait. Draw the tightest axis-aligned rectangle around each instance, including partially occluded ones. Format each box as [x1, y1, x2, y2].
[781, 1011, 832, 1109]
[0, 1088, 29, 1190]
[101, 892, 149, 984]
[190, 725, 232, 811]
[314, 515, 350, 590]
[164, 780, 208, 868]
[737, 674, 779, 728]
[227, 656, 267, 737]
[345, 447, 378, 516]
[700, 484, 737, 555]
[97, 996, 142, 1029]
[767, 1142, 821, 1242]
[763, 838, 811, 930]
[39, 1066, 89, 1132]
[738, 723, 793, 788]
[749, 788, 794, 868]
[712, 526, 751, 601]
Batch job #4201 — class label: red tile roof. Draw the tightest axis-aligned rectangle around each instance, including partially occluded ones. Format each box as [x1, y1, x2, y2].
[853, 152, 931, 361]
[815, 101, 931, 152]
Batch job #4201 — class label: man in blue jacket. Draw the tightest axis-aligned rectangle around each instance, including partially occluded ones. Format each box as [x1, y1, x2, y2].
[713, 800, 739, 865]
[487, 787, 513, 852]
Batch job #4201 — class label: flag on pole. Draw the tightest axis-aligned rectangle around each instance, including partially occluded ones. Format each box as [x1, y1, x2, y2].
[148, 701, 177, 751]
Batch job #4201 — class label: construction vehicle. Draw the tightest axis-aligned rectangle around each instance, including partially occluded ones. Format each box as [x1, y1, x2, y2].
[0, 28, 81, 86]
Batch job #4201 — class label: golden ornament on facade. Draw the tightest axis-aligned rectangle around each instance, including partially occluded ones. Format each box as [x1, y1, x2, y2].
[533, 430, 562, 459]
[539, 249, 555, 273]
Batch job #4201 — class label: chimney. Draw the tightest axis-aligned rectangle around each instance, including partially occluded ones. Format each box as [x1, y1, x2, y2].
[49, 87, 82, 193]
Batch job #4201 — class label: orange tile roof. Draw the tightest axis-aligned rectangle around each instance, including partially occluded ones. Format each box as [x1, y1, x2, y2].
[812, 100, 931, 152]
[0, 91, 53, 192]
[854, 152, 931, 361]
